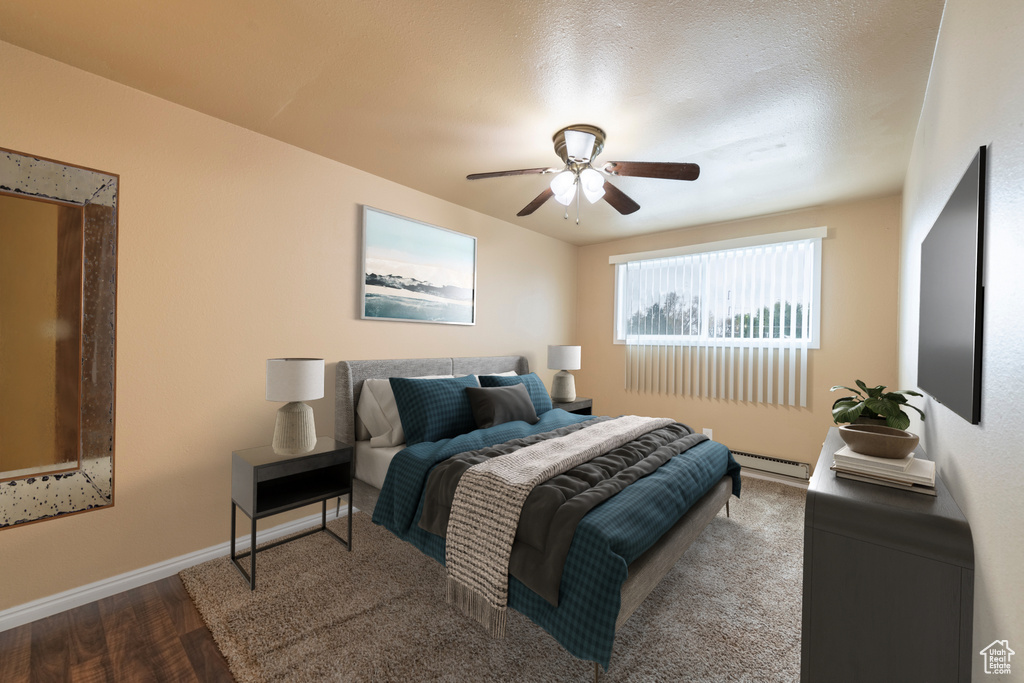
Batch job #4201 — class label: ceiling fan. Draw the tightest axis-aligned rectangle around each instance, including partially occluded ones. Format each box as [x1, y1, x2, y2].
[466, 124, 700, 222]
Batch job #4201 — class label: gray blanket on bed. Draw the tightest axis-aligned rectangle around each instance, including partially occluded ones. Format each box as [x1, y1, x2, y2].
[419, 417, 709, 606]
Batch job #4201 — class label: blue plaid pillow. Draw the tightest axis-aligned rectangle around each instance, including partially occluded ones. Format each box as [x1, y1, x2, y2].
[390, 375, 481, 445]
[478, 372, 553, 415]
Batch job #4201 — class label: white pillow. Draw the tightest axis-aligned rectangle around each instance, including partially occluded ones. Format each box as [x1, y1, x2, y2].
[477, 371, 518, 380]
[356, 375, 452, 447]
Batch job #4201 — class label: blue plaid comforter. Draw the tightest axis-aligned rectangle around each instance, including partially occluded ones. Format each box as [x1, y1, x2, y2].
[372, 409, 741, 668]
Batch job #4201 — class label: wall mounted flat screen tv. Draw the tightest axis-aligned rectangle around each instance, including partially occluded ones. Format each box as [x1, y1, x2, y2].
[918, 146, 986, 424]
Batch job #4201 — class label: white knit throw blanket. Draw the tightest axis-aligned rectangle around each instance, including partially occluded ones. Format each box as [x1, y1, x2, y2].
[444, 415, 674, 637]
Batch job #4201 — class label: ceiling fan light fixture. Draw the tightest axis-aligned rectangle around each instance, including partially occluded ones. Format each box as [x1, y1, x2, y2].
[564, 130, 596, 162]
[550, 170, 577, 205]
[467, 124, 697, 220]
[579, 168, 605, 203]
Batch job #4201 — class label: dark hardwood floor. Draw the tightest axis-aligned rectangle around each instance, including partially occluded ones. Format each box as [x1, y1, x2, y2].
[0, 576, 234, 682]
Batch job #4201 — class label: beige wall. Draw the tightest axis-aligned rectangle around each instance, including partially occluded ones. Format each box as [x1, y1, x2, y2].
[898, 0, 1024, 671]
[576, 195, 902, 467]
[0, 41, 577, 610]
[0, 195, 59, 473]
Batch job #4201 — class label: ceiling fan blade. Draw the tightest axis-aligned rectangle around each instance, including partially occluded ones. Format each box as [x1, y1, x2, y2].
[603, 161, 700, 181]
[602, 181, 641, 215]
[517, 188, 554, 216]
[467, 167, 556, 180]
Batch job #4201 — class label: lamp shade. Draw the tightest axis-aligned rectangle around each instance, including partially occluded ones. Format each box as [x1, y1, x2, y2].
[547, 345, 581, 371]
[266, 358, 324, 402]
[579, 168, 605, 203]
[550, 170, 577, 206]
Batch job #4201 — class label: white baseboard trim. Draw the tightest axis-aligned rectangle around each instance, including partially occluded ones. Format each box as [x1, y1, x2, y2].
[0, 503, 354, 633]
[741, 469, 810, 489]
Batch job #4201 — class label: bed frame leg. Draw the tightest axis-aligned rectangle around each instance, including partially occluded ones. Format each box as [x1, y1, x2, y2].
[726, 501, 730, 518]
[594, 661, 599, 682]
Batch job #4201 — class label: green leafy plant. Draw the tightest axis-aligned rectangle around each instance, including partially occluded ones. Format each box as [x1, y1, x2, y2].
[830, 380, 924, 431]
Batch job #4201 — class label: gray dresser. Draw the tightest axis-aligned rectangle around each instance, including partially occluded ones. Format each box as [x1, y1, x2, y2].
[801, 428, 974, 682]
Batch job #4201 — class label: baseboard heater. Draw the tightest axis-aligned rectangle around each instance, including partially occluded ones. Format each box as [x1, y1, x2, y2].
[731, 450, 810, 480]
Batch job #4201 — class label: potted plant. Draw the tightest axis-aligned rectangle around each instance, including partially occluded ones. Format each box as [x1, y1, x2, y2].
[830, 380, 925, 431]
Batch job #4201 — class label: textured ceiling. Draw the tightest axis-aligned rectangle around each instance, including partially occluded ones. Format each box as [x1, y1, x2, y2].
[0, 0, 944, 245]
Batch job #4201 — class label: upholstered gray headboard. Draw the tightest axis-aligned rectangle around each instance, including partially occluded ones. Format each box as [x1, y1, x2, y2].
[334, 355, 529, 445]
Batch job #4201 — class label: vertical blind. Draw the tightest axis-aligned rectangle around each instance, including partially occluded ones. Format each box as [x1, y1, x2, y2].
[615, 236, 821, 406]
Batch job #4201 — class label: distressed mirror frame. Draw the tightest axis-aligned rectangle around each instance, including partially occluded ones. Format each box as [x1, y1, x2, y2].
[0, 147, 117, 529]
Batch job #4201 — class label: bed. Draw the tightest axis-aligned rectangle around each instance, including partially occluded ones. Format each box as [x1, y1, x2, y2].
[334, 355, 740, 670]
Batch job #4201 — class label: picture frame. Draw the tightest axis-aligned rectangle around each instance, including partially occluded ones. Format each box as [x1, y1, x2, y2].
[361, 206, 477, 325]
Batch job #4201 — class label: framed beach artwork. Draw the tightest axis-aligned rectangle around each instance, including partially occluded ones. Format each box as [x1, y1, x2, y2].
[361, 206, 477, 325]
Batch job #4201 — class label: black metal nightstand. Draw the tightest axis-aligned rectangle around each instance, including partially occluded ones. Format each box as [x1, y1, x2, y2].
[552, 397, 593, 415]
[230, 436, 352, 590]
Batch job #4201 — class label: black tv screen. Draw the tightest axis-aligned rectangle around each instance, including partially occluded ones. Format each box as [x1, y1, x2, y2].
[918, 146, 986, 424]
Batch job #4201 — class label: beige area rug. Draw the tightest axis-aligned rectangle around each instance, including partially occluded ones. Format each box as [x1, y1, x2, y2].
[180, 477, 805, 682]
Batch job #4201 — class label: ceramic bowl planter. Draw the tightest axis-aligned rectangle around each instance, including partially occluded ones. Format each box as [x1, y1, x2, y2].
[838, 424, 920, 459]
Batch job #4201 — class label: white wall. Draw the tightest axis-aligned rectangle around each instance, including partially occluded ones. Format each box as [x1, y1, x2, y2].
[899, 0, 1024, 675]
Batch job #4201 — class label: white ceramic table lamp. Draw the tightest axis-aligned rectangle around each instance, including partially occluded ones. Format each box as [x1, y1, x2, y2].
[266, 358, 324, 454]
[547, 345, 581, 403]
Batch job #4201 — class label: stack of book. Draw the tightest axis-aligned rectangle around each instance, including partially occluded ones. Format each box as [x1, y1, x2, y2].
[830, 445, 936, 496]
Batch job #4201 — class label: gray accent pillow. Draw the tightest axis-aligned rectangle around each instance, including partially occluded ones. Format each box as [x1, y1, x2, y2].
[478, 372, 553, 414]
[465, 384, 540, 429]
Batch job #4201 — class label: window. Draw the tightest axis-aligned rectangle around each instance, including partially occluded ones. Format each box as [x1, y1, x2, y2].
[613, 231, 822, 348]
[609, 228, 825, 405]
